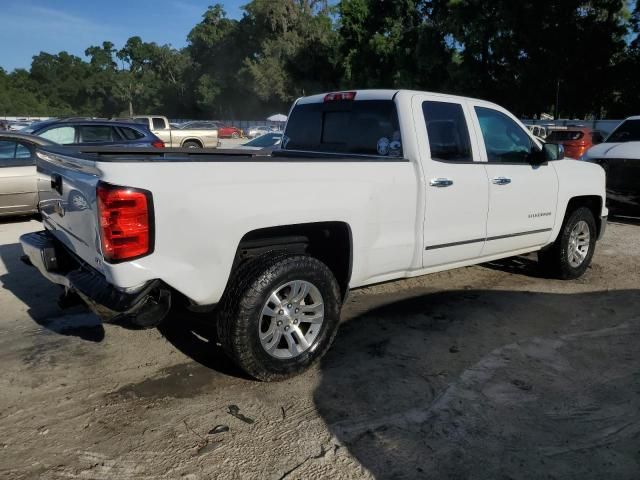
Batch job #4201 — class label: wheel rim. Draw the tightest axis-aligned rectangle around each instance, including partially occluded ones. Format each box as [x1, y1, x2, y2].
[567, 220, 591, 268]
[258, 280, 324, 359]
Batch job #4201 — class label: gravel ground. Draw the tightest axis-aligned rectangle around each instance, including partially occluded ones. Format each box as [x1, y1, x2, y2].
[0, 217, 638, 479]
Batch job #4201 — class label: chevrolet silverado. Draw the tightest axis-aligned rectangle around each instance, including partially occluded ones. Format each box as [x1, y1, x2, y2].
[21, 89, 607, 381]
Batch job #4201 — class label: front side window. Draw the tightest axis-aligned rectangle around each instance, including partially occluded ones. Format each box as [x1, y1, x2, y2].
[475, 107, 533, 163]
[606, 119, 640, 143]
[16, 143, 31, 158]
[422, 101, 472, 162]
[79, 125, 116, 143]
[284, 100, 402, 157]
[39, 126, 75, 144]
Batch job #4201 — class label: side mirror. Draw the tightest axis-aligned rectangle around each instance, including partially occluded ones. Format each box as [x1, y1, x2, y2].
[542, 143, 564, 161]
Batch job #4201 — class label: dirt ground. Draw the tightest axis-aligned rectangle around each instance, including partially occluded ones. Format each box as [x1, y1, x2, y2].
[0, 217, 638, 480]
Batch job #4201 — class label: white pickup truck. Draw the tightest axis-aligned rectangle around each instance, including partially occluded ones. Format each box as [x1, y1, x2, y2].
[21, 89, 607, 381]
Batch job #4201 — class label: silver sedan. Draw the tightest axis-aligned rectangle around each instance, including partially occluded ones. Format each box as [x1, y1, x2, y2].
[0, 132, 56, 217]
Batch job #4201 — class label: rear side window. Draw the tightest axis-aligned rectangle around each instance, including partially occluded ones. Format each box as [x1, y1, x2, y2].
[119, 127, 145, 140]
[0, 140, 17, 160]
[152, 118, 166, 130]
[0, 140, 33, 166]
[422, 101, 472, 162]
[607, 119, 640, 143]
[284, 100, 402, 157]
[546, 130, 584, 142]
[79, 125, 116, 143]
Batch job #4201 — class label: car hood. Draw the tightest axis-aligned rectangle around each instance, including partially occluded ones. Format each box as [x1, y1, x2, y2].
[584, 142, 640, 160]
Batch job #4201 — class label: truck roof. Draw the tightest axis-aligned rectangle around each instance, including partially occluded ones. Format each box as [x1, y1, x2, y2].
[296, 89, 504, 110]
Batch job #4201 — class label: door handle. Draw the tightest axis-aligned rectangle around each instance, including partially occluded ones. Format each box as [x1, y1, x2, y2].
[429, 178, 454, 188]
[51, 173, 63, 195]
[492, 177, 512, 185]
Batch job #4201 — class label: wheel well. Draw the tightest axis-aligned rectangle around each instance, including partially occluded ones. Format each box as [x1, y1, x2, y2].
[181, 138, 203, 147]
[565, 196, 603, 236]
[234, 222, 352, 298]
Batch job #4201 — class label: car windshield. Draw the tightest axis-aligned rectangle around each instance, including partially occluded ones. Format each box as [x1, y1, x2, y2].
[546, 130, 584, 142]
[244, 133, 282, 147]
[22, 120, 55, 133]
[606, 119, 640, 143]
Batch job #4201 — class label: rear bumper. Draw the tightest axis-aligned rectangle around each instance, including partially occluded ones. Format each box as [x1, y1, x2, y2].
[20, 230, 171, 327]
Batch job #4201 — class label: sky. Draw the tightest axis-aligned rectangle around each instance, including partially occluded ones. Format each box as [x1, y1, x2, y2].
[0, 0, 247, 72]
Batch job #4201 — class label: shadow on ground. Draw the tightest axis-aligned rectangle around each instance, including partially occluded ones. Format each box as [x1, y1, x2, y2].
[315, 289, 640, 479]
[0, 242, 104, 342]
[158, 310, 251, 380]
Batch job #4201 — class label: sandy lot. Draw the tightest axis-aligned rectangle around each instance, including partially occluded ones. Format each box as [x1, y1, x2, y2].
[0, 217, 638, 479]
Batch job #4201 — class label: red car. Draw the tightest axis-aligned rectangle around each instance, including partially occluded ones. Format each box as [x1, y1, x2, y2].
[179, 121, 243, 139]
[545, 126, 604, 159]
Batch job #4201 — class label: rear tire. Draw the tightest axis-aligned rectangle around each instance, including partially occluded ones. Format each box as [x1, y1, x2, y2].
[217, 255, 341, 381]
[538, 206, 597, 279]
[183, 141, 201, 149]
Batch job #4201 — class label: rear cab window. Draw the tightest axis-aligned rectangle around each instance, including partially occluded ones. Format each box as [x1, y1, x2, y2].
[283, 98, 403, 157]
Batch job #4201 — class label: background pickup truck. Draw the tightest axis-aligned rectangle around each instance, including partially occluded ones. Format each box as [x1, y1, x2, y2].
[132, 115, 220, 148]
[22, 89, 607, 381]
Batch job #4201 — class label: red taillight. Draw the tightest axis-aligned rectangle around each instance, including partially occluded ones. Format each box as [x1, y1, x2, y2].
[324, 91, 357, 102]
[152, 139, 165, 148]
[97, 183, 153, 263]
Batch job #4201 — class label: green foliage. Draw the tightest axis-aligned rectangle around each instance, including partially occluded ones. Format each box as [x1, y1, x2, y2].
[2, 0, 640, 119]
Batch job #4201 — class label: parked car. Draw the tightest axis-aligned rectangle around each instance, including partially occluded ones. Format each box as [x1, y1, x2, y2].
[235, 132, 283, 151]
[581, 116, 640, 216]
[132, 116, 219, 148]
[22, 89, 606, 381]
[525, 124, 549, 139]
[246, 126, 273, 138]
[545, 126, 604, 159]
[182, 120, 243, 139]
[0, 132, 56, 217]
[26, 119, 165, 148]
[8, 121, 33, 131]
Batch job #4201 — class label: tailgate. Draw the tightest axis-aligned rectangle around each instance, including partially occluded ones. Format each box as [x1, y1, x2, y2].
[36, 149, 104, 273]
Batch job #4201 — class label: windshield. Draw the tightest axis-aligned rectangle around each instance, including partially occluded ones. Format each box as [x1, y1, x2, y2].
[546, 130, 584, 142]
[244, 133, 282, 147]
[283, 99, 402, 156]
[606, 119, 640, 143]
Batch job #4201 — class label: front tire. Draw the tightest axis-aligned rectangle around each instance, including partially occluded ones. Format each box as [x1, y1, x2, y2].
[217, 255, 341, 381]
[538, 206, 597, 279]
